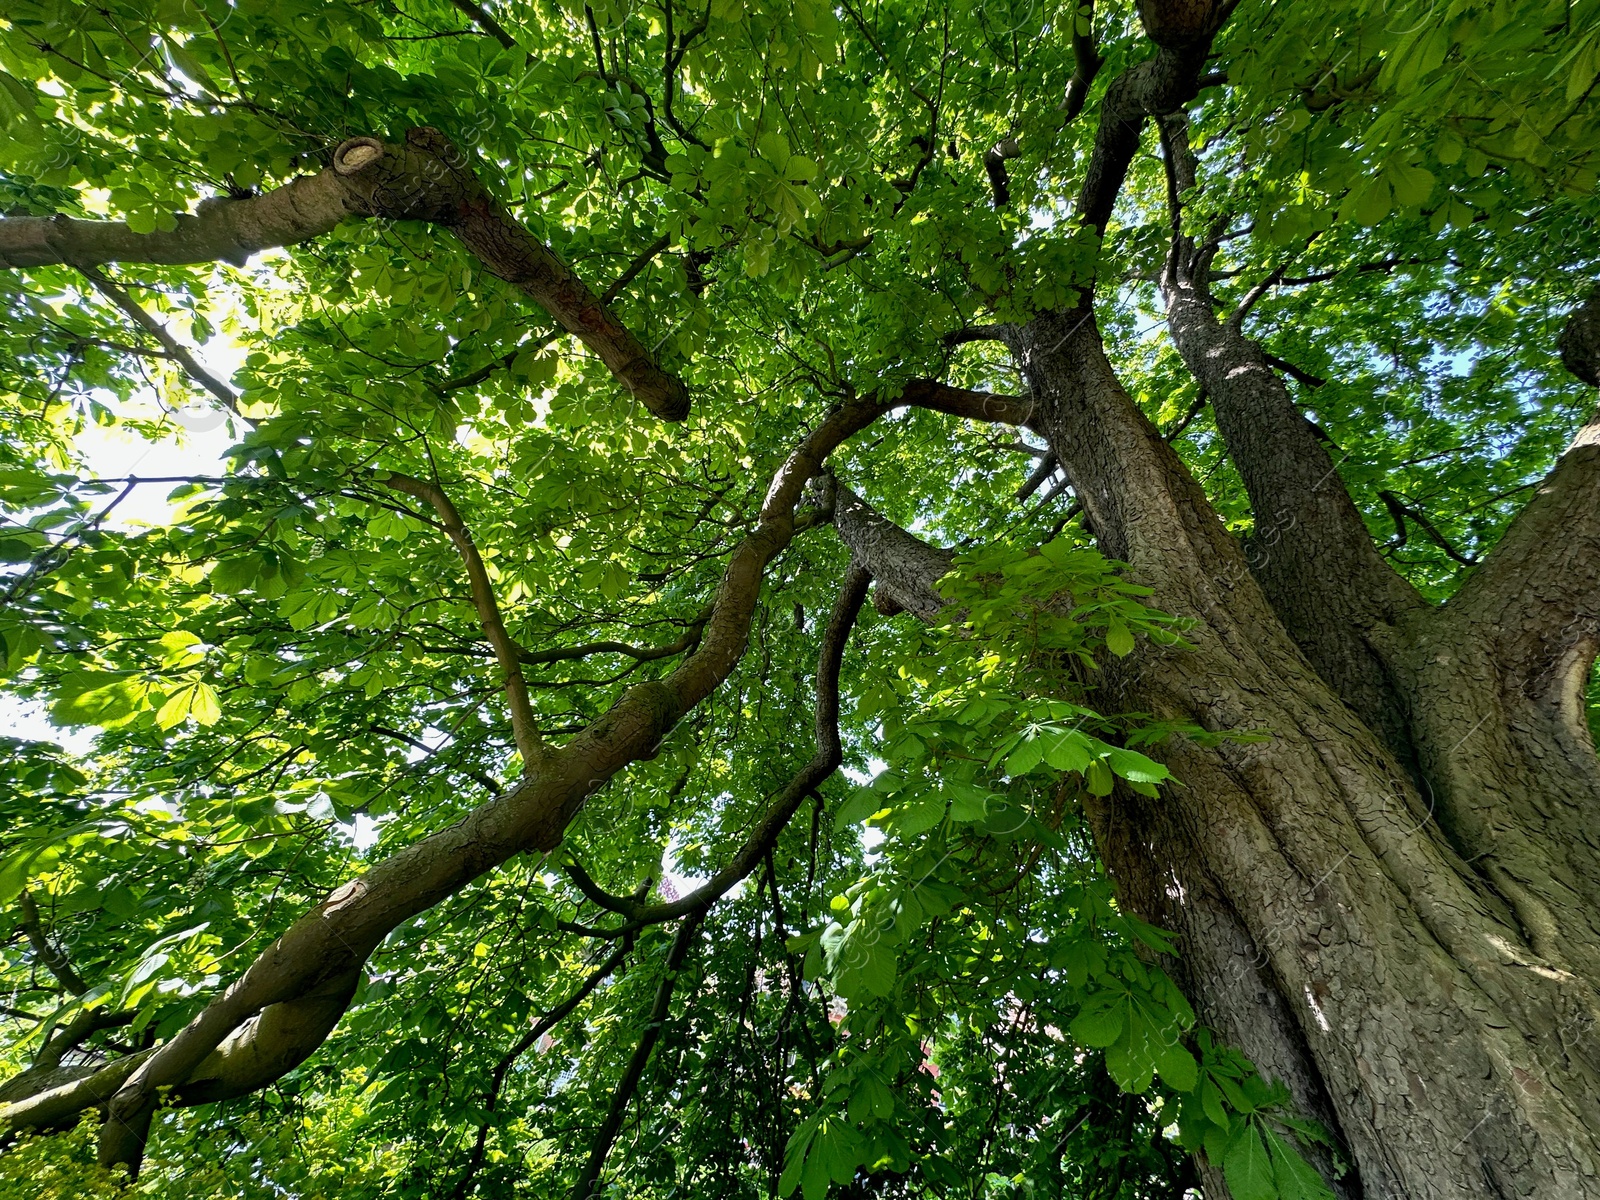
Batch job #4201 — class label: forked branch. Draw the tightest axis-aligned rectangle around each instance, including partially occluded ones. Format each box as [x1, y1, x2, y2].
[0, 381, 1028, 1175]
[0, 129, 688, 421]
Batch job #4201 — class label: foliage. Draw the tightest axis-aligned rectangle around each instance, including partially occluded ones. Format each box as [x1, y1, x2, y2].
[0, 0, 1595, 1198]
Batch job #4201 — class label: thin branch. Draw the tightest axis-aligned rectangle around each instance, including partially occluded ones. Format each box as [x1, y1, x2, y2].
[450, 942, 631, 1200]
[516, 613, 708, 667]
[1262, 352, 1327, 390]
[1277, 257, 1436, 287]
[1015, 453, 1059, 501]
[1162, 389, 1210, 441]
[561, 563, 872, 932]
[942, 324, 1007, 347]
[379, 473, 545, 766]
[1378, 491, 1477, 566]
[368, 724, 503, 795]
[15, 891, 86, 996]
[0, 480, 137, 609]
[1225, 259, 1292, 328]
[601, 234, 672, 304]
[79, 270, 241, 412]
[450, 0, 516, 48]
[31, 1010, 136, 1075]
[569, 912, 704, 1200]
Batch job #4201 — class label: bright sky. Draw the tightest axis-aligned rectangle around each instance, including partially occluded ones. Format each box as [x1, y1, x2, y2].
[5, 333, 239, 748]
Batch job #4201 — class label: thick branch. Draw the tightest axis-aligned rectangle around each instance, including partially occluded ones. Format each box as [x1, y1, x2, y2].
[1061, 0, 1106, 121]
[0, 129, 688, 421]
[7, 382, 1028, 1174]
[833, 485, 955, 623]
[1016, 453, 1060, 501]
[1156, 111, 1425, 767]
[942, 324, 1007, 347]
[0, 1009, 135, 1109]
[984, 138, 1022, 208]
[1444, 401, 1600, 706]
[1559, 284, 1600, 387]
[894, 379, 1040, 432]
[379, 472, 545, 766]
[1075, 1, 1231, 238]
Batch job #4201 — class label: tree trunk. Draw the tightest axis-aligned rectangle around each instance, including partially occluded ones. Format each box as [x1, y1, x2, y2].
[989, 307, 1600, 1198]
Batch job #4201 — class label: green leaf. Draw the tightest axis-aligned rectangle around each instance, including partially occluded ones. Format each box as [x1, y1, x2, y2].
[1105, 746, 1168, 785]
[758, 130, 791, 170]
[801, 1140, 830, 1200]
[1267, 1128, 1336, 1200]
[891, 791, 945, 836]
[1351, 177, 1392, 226]
[1070, 999, 1125, 1048]
[1084, 759, 1115, 796]
[1005, 733, 1048, 776]
[1201, 1078, 1232, 1129]
[1224, 1123, 1278, 1200]
[1155, 1040, 1199, 1091]
[1043, 728, 1092, 773]
[945, 782, 989, 822]
[1387, 161, 1436, 208]
[834, 787, 882, 828]
[857, 940, 897, 997]
[157, 682, 222, 729]
[1106, 620, 1134, 656]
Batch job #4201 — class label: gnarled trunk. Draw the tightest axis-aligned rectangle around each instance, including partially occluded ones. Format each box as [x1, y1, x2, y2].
[1002, 306, 1600, 1199]
[836, 301, 1600, 1199]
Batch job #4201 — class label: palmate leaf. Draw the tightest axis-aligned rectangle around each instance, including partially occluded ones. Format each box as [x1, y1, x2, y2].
[1224, 1123, 1278, 1200]
[1071, 997, 1126, 1049]
[1267, 1127, 1337, 1200]
[0, 0, 1589, 1197]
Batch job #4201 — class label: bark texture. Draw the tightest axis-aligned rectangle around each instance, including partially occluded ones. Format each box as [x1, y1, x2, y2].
[829, 8, 1600, 1187]
[1015, 301, 1600, 1200]
[843, 306, 1600, 1197]
[1044, 23, 1600, 1195]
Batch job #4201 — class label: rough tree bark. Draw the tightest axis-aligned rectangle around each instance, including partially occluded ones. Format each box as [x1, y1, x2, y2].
[838, 293, 1600, 1198]
[828, 5, 1600, 1196]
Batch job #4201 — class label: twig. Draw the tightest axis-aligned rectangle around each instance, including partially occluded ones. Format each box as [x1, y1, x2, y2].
[78, 269, 241, 413]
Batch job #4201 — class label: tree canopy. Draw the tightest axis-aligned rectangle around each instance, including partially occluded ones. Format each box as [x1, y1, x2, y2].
[0, 1, 1596, 1198]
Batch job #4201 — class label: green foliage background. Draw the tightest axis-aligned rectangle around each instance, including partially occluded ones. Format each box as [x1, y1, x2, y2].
[0, 0, 1595, 1197]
